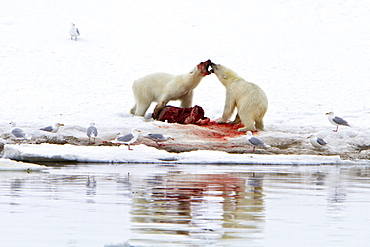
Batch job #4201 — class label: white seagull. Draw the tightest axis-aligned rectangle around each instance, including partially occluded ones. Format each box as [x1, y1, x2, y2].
[40, 123, 64, 133]
[9, 122, 31, 140]
[112, 128, 141, 150]
[69, 23, 80, 40]
[307, 134, 327, 149]
[246, 131, 270, 153]
[144, 133, 173, 146]
[87, 123, 98, 142]
[326, 112, 350, 132]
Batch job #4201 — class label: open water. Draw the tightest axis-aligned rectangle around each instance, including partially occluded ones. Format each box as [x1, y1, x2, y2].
[1, 163, 370, 246]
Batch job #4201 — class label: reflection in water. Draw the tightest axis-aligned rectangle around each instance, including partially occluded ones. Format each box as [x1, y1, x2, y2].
[130, 171, 265, 246]
[10, 179, 24, 198]
[86, 175, 97, 202]
[1, 164, 370, 246]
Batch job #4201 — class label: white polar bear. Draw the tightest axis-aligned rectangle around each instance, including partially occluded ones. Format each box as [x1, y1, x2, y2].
[210, 63, 268, 132]
[130, 60, 212, 117]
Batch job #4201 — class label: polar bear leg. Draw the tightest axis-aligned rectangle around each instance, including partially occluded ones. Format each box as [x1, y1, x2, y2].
[135, 100, 152, 116]
[130, 104, 136, 115]
[255, 120, 265, 131]
[153, 100, 168, 117]
[237, 114, 256, 132]
[218, 97, 236, 123]
[179, 91, 193, 108]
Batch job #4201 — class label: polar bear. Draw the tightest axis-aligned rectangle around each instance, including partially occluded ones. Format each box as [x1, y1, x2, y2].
[130, 60, 212, 117]
[210, 63, 268, 132]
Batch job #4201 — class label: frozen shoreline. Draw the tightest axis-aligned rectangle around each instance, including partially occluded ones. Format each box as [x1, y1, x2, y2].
[2, 134, 369, 166]
[0, 143, 348, 165]
[1, 117, 369, 165]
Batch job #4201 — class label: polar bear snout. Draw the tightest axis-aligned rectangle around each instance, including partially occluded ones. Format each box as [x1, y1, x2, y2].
[197, 59, 213, 76]
[210, 62, 219, 73]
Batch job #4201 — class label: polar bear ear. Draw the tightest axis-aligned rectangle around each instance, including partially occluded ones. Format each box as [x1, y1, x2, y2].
[222, 75, 228, 79]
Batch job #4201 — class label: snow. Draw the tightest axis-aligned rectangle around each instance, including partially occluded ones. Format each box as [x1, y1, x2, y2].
[1, 0, 370, 165]
[2, 143, 347, 165]
[0, 158, 46, 171]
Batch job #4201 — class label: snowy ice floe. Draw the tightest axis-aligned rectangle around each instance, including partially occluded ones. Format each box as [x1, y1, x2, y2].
[1, 1, 370, 165]
[1, 143, 359, 165]
[0, 158, 47, 171]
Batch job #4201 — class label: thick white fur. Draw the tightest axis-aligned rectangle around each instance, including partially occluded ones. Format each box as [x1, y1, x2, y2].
[130, 66, 207, 116]
[211, 64, 268, 131]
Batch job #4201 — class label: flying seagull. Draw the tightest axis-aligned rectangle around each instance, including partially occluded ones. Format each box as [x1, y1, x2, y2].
[69, 23, 80, 40]
[86, 123, 98, 142]
[112, 128, 141, 150]
[326, 112, 350, 132]
[307, 134, 327, 149]
[246, 131, 270, 153]
[144, 133, 173, 146]
[40, 123, 64, 133]
[9, 122, 31, 140]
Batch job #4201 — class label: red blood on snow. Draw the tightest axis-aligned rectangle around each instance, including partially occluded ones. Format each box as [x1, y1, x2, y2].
[196, 121, 246, 141]
[154, 105, 250, 141]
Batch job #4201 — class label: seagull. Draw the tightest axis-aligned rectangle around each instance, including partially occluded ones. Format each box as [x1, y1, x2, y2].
[144, 133, 173, 146]
[246, 131, 270, 153]
[86, 123, 98, 142]
[112, 128, 141, 150]
[326, 112, 350, 132]
[9, 122, 31, 140]
[69, 23, 80, 40]
[307, 134, 327, 149]
[40, 123, 64, 133]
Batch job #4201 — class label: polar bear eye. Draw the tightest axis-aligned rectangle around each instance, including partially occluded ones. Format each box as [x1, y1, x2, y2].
[223, 75, 228, 79]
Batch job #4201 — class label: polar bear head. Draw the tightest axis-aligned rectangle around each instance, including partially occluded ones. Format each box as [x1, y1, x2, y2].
[210, 63, 240, 86]
[194, 59, 213, 77]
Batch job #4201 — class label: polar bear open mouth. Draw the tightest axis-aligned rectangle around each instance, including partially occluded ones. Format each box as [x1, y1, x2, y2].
[198, 59, 214, 76]
[206, 60, 214, 74]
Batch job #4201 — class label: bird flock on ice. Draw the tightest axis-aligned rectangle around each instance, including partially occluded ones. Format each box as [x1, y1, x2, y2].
[244, 111, 350, 152]
[7, 121, 174, 151]
[6, 110, 350, 152]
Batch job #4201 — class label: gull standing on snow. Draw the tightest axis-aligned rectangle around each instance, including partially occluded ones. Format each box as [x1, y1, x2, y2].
[40, 123, 64, 133]
[9, 122, 31, 140]
[87, 123, 98, 142]
[69, 23, 80, 40]
[144, 133, 173, 146]
[326, 112, 350, 132]
[307, 134, 327, 149]
[246, 131, 270, 153]
[112, 128, 141, 150]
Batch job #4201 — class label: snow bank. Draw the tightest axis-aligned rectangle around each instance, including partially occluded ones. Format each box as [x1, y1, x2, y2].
[2, 143, 352, 165]
[0, 158, 47, 171]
